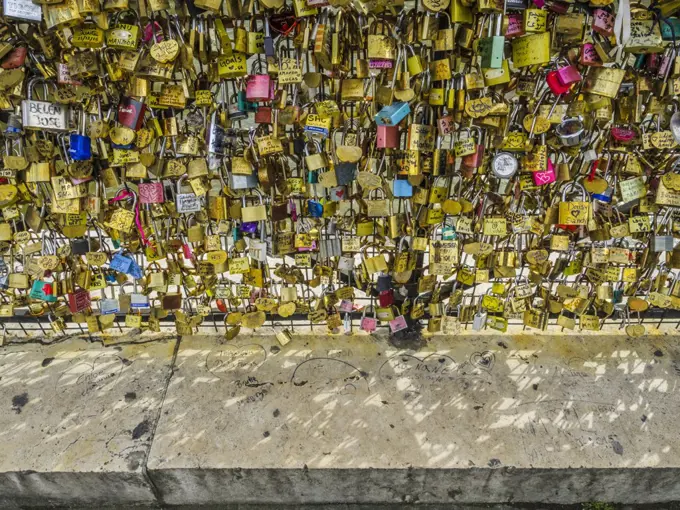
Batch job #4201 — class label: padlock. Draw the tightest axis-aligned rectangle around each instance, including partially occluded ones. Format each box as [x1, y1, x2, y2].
[117, 96, 146, 131]
[478, 13, 505, 69]
[461, 126, 485, 168]
[106, 10, 140, 50]
[377, 125, 400, 148]
[175, 174, 202, 214]
[246, 73, 272, 102]
[21, 78, 69, 132]
[533, 157, 556, 186]
[359, 307, 378, 333]
[558, 182, 590, 226]
[68, 108, 91, 161]
[139, 179, 165, 204]
[241, 191, 268, 222]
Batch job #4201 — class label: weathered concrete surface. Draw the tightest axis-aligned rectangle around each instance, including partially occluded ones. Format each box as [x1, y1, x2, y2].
[147, 334, 680, 506]
[0, 338, 177, 509]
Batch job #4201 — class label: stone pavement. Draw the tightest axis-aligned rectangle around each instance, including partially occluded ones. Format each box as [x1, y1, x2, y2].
[2, 332, 680, 507]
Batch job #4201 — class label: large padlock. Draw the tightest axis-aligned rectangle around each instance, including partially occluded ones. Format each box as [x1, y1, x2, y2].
[245, 74, 272, 102]
[107, 189, 138, 232]
[21, 78, 69, 132]
[558, 182, 590, 226]
[106, 9, 140, 50]
[241, 191, 268, 222]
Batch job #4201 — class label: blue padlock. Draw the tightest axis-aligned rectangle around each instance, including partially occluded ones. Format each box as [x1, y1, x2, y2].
[374, 101, 411, 126]
[393, 179, 413, 198]
[69, 133, 91, 160]
[30, 280, 57, 302]
[308, 199, 324, 218]
[110, 252, 133, 273]
[128, 259, 143, 279]
[442, 226, 457, 240]
[68, 110, 92, 161]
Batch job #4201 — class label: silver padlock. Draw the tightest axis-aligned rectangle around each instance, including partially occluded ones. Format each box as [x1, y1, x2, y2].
[100, 287, 120, 315]
[472, 300, 487, 331]
[3, 0, 41, 22]
[175, 174, 202, 214]
[21, 78, 69, 132]
[653, 210, 675, 252]
[227, 155, 258, 189]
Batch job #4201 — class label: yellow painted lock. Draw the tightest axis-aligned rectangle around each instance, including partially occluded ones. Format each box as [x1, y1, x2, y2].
[405, 45, 424, 76]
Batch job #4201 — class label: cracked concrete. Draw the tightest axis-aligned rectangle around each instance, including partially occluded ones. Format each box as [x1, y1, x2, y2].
[2, 334, 680, 507]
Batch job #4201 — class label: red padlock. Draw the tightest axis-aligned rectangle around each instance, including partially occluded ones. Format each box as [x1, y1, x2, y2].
[117, 96, 146, 130]
[255, 106, 272, 124]
[216, 299, 228, 313]
[1, 47, 27, 70]
[378, 289, 394, 307]
[377, 125, 399, 148]
[546, 71, 571, 95]
[462, 127, 485, 168]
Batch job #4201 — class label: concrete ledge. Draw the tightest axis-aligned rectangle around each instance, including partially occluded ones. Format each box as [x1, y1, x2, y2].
[0, 338, 177, 508]
[147, 334, 680, 506]
[4, 333, 680, 507]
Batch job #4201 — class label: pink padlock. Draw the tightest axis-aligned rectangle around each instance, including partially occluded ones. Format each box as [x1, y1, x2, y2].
[245, 74, 272, 102]
[182, 242, 193, 260]
[438, 115, 454, 136]
[138, 182, 165, 204]
[592, 9, 615, 37]
[556, 63, 582, 87]
[389, 315, 408, 333]
[658, 52, 674, 79]
[533, 158, 556, 186]
[360, 308, 377, 332]
[579, 43, 603, 67]
[57, 63, 82, 86]
[377, 125, 399, 148]
[505, 13, 525, 39]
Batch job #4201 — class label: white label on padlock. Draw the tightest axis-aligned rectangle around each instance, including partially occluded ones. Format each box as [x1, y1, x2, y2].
[100, 298, 120, 315]
[3, 0, 41, 21]
[176, 193, 202, 213]
[130, 293, 149, 308]
[21, 100, 69, 132]
[338, 256, 355, 271]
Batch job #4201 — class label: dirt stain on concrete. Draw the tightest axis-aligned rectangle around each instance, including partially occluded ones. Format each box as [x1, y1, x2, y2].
[11, 392, 28, 414]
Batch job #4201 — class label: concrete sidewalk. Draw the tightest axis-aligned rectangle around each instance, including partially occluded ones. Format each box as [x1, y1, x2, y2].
[2, 333, 680, 508]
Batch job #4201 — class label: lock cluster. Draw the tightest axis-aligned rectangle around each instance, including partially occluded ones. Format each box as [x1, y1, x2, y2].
[0, 0, 678, 338]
